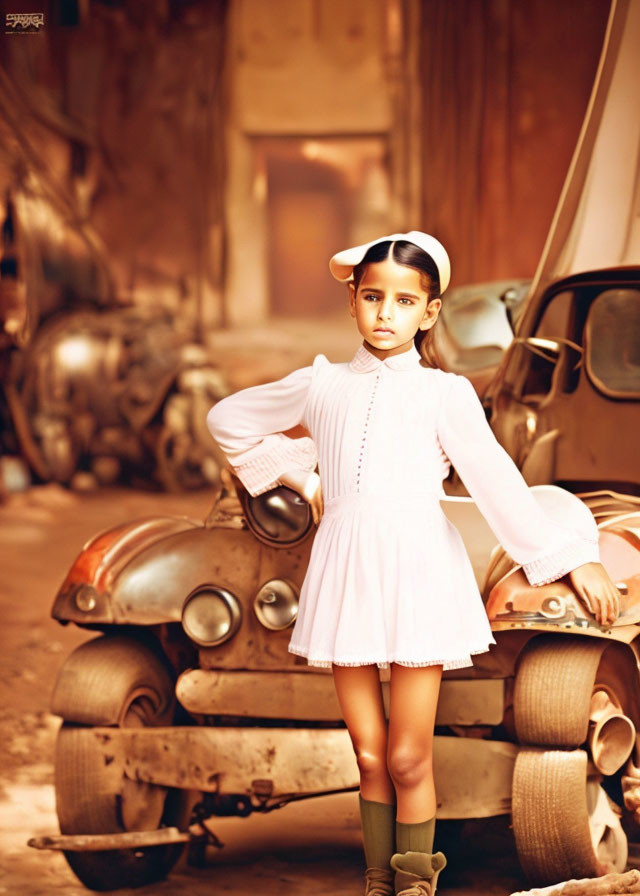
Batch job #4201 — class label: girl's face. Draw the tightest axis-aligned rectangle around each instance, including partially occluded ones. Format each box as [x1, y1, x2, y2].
[348, 256, 442, 359]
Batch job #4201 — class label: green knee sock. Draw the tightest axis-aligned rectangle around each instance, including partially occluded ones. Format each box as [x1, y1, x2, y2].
[395, 814, 436, 855]
[358, 792, 396, 868]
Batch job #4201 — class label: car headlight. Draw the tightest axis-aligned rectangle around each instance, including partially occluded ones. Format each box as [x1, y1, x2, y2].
[245, 486, 313, 546]
[253, 579, 299, 630]
[181, 586, 242, 646]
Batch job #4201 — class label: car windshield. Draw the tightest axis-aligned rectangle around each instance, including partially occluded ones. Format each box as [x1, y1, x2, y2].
[585, 288, 640, 395]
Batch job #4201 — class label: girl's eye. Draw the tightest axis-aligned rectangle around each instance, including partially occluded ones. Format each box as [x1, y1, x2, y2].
[362, 294, 413, 304]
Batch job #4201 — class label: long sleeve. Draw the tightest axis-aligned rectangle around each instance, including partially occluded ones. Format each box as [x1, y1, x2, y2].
[206, 359, 320, 497]
[436, 373, 600, 586]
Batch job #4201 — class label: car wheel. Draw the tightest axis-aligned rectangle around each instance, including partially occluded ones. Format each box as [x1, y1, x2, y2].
[512, 748, 627, 884]
[53, 635, 191, 890]
[512, 634, 639, 884]
[515, 635, 605, 745]
[514, 634, 638, 754]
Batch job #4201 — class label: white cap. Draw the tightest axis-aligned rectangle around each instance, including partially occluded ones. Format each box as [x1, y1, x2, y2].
[329, 230, 451, 294]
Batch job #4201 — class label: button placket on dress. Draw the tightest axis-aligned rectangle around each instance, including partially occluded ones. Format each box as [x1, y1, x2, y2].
[355, 368, 383, 491]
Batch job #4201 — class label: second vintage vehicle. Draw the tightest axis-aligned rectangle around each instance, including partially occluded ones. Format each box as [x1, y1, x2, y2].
[431, 277, 531, 394]
[485, 266, 639, 496]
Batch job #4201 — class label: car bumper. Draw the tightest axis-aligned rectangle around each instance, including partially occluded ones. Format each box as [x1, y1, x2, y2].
[77, 725, 517, 820]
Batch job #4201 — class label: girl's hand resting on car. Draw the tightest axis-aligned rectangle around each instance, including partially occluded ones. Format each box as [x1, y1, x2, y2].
[568, 561, 621, 626]
[277, 469, 324, 525]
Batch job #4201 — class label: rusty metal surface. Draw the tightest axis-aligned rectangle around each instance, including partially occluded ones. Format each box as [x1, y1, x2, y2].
[28, 827, 191, 852]
[175, 668, 505, 726]
[89, 725, 359, 795]
[486, 502, 640, 639]
[51, 490, 319, 654]
[79, 726, 517, 819]
[51, 515, 202, 623]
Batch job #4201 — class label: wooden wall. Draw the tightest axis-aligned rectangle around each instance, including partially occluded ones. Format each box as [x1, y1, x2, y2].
[419, 0, 611, 286]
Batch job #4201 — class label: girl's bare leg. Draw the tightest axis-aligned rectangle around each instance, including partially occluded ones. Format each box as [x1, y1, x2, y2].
[387, 662, 443, 822]
[332, 663, 395, 803]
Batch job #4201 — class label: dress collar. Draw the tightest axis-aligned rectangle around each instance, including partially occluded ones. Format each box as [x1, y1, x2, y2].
[348, 342, 423, 373]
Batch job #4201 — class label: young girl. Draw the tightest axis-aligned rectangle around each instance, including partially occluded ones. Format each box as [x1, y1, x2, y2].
[206, 231, 620, 896]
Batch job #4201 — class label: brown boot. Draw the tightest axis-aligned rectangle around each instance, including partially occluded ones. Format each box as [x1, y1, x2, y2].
[389, 850, 447, 896]
[364, 865, 395, 895]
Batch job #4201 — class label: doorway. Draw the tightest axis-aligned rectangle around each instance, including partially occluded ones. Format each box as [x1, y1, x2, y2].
[255, 136, 391, 317]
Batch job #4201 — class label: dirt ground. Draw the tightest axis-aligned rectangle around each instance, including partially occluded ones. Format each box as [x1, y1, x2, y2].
[0, 316, 529, 895]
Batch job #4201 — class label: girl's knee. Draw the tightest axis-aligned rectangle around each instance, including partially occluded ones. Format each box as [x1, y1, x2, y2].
[355, 744, 389, 780]
[387, 744, 433, 787]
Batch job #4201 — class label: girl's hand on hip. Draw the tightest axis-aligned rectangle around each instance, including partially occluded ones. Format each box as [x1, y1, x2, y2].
[568, 561, 621, 626]
[277, 469, 324, 525]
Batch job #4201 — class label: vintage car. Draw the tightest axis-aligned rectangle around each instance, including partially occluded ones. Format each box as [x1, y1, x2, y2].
[29, 446, 640, 890]
[484, 266, 639, 495]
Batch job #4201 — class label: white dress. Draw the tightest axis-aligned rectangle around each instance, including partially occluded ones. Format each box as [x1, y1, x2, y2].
[206, 342, 600, 670]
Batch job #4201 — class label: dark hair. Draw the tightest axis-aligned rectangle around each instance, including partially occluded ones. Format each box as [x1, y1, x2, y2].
[351, 239, 447, 369]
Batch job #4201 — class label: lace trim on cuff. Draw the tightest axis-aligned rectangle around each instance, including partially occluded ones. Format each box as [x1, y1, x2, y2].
[521, 536, 600, 587]
[231, 434, 318, 497]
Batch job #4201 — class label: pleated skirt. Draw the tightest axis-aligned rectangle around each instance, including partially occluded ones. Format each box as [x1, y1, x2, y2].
[287, 490, 497, 670]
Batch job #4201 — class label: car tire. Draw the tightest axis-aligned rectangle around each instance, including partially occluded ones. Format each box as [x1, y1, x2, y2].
[53, 634, 191, 890]
[514, 634, 608, 746]
[512, 747, 627, 884]
[512, 634, 639, 884]
[514, 634, 639, 747]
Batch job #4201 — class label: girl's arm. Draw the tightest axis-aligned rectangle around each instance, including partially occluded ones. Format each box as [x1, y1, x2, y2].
[436, 374, 602, 583]
[206, 357, 323, 497]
